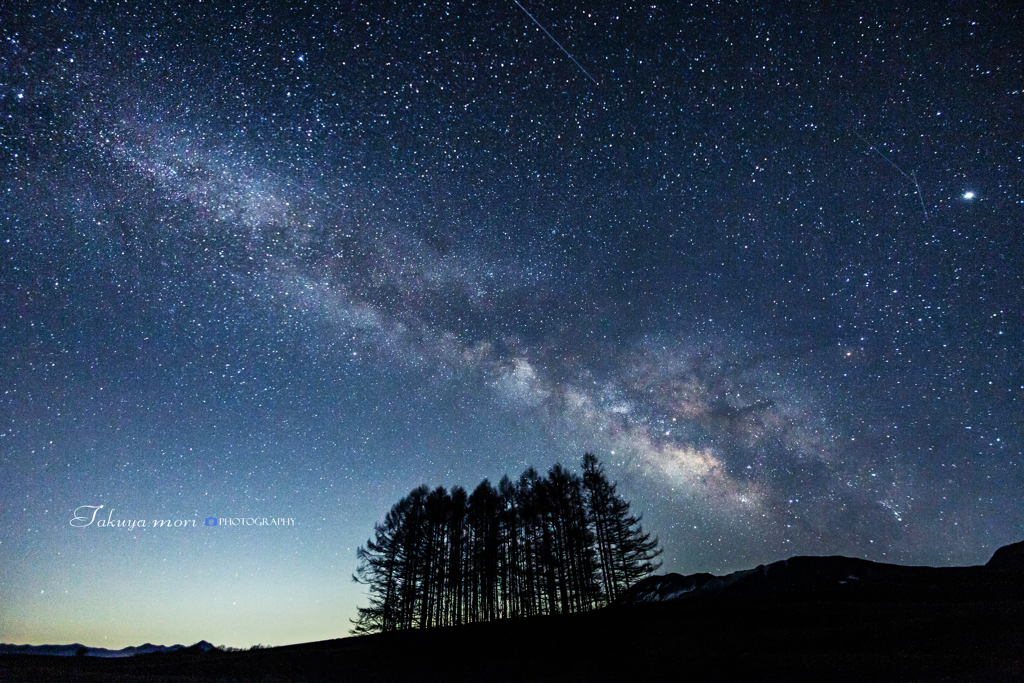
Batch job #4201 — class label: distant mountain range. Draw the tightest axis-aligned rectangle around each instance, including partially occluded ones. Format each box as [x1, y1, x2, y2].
[0, 640, 218, 658]
[617, 539, 1024, 604]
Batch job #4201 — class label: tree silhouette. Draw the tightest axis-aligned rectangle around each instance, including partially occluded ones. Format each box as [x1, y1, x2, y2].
[351, 454, 662, 633]
[583, 453, 663, 601]
[350, 492, 406, 633]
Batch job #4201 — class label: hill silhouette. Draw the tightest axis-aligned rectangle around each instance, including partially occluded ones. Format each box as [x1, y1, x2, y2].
[0, 640, 218, 658]
[618, 541, 1024, 605]
[1, 542, 1021, 682]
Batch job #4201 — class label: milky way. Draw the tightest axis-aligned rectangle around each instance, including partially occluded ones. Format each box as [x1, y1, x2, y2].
[1, 1, 1021, 648]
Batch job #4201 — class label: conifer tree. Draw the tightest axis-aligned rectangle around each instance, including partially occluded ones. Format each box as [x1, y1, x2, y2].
[351, 489, 418, 633]
[582, 453, 662, 601]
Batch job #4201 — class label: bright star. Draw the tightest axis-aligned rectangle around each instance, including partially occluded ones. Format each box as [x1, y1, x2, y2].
[963, 191, 975, 200]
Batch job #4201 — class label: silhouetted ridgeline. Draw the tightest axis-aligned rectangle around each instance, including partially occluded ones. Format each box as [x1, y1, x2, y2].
[351, 454, 662, 632]
[618, 539, 1024, 604]
[1, 542, 1021, 682]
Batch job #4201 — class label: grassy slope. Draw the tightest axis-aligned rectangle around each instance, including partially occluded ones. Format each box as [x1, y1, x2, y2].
[1, 567, 1021, 682]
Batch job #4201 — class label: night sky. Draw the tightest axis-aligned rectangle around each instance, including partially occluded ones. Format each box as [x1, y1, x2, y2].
[2, 0, 1022, 649]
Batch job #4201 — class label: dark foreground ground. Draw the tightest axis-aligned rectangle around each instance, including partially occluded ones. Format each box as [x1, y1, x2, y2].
[2, 566, 1022, 682]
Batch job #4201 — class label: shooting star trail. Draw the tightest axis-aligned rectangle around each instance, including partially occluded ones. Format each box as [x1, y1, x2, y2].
[853, 130, 929, 221]
[510, 0, 599, 85]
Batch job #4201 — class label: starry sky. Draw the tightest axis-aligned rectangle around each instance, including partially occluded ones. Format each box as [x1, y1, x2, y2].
[1, 0, 1022, 649]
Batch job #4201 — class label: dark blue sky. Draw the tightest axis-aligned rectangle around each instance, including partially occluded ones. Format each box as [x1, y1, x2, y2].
[1, 0, 1021, 648]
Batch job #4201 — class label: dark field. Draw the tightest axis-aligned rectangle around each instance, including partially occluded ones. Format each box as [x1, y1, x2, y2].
[3, 564, 1022, 683]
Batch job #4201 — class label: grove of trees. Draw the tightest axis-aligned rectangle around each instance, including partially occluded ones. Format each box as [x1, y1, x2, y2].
[351, 453, 662, 634]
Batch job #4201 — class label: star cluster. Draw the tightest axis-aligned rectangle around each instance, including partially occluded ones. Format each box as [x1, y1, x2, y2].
[1, 0, 1021, 648]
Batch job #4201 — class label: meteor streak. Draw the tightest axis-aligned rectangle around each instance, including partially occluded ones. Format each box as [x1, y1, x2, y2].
[509, 0, 599, 85]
